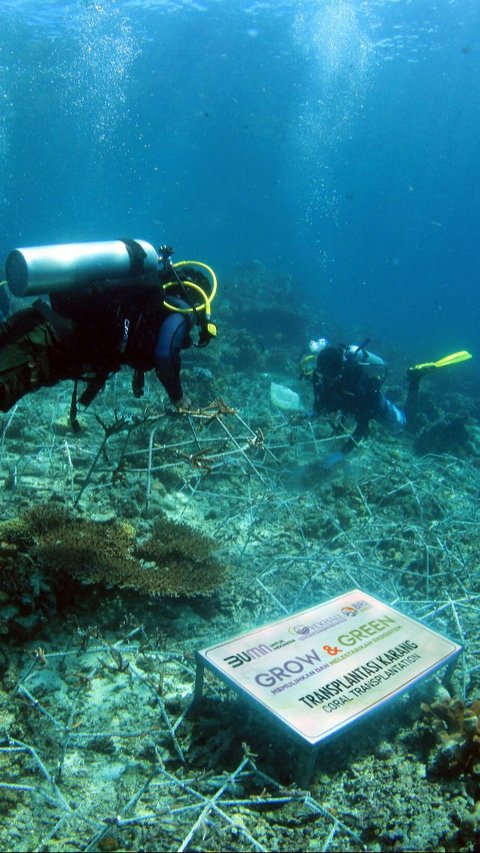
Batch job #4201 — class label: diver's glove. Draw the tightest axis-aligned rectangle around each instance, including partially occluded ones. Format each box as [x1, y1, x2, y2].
[321, 450, 346, 472]
[174, 394, 192, 412]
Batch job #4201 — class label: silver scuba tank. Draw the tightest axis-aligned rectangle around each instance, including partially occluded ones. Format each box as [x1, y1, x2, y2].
[5, 238, 159, 297]
[345, 344, 386, 379]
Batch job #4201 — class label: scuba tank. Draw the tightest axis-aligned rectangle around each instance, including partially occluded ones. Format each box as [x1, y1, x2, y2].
[5, 238, 159, 297]
[345, 343, 387, 380]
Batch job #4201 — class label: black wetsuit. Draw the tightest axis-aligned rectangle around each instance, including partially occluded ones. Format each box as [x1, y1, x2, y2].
[0, 279, 192, 413]
[313, 360, 406, 453]
[50, 282, 192, 403]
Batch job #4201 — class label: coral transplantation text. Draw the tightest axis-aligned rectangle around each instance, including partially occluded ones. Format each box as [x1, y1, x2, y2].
[298, 640, 420, 711]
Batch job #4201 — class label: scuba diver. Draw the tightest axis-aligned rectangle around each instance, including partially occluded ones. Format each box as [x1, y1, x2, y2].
[300, 338, 472, 470]
[0, 239, 217, 429]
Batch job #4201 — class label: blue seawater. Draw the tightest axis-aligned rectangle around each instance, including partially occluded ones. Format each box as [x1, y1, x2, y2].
[0, 0, 478, 364]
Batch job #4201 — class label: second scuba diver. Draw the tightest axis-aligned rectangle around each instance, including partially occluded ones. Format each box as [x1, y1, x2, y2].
[300, 338, 472, 471]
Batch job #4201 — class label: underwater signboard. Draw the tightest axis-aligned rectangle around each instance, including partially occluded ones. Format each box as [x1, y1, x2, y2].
[196, 589, 462, 745]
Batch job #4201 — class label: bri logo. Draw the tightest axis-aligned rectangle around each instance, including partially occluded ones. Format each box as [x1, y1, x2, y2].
[341, 606, 358, 618]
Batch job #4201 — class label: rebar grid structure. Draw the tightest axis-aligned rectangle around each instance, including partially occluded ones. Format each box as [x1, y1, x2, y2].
[1, 373, 479, 851]
[0, 624, 365, 852]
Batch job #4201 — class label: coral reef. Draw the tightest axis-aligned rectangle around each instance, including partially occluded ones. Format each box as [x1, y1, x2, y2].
[0, 503, 228, 630]
[420, 697, 480, 779]
[414, 416, 473, 456]
[216, 261, 325, 375]
[135, 514, 228, 596]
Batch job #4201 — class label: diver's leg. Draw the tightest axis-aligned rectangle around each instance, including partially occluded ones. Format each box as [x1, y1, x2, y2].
[377, 393, 406, 434]
[404, 370, 423, 432]
[0, 312, 65, 411]
[404, 356, 444, 431]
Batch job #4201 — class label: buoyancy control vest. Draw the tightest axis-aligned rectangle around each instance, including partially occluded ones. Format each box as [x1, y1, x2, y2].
[49, 280, 182, 372]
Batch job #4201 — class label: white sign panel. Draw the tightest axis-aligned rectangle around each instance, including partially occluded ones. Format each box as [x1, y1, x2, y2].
[198, 589, 462, 744]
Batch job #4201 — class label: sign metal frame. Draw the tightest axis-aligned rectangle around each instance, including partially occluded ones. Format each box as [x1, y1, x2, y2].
[192, 589, 462, 785]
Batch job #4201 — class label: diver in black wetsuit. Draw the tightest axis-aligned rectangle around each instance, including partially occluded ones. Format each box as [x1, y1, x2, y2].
[310, 341, 406, 469]
[0, 244, 217, 424]
[303, 338, 471, 470]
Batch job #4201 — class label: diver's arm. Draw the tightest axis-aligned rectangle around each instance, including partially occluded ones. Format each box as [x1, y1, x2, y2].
[341, 418, 369, 455]
[154, 313, 190, 404]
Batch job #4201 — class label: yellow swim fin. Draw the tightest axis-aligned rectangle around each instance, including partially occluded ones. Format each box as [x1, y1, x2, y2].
[432, 350, 472, 368]
[410, 350, 472, 373]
